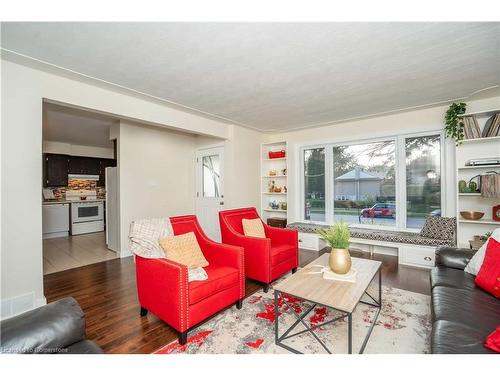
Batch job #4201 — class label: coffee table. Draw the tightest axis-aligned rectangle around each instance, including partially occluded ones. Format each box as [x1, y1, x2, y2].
[273, 254, 382, 354]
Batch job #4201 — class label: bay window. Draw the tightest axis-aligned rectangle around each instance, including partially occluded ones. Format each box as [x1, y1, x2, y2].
[301, 133, 443, 231]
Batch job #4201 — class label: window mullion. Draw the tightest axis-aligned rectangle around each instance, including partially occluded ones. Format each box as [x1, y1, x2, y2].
[396, 136, 407, 230]
[325, 146, 334, 224]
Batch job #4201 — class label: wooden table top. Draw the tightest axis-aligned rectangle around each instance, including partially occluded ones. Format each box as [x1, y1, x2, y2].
[274, 254, 382, 313]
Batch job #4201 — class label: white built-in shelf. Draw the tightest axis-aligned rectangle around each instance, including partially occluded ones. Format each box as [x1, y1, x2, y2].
[261, 141, 288, 220]
[459, 136, 500, 144]
[458, 164, 500, 170]
[458, 193, 481, 196]
[263, 157, 286, 161]
[459, 219, 500, 225]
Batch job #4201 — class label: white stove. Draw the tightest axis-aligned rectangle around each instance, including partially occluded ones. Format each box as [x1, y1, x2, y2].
[66, 175, 104, 235]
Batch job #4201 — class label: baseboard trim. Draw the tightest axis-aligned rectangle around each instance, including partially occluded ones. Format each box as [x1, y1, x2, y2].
[1, 293, 46, 320]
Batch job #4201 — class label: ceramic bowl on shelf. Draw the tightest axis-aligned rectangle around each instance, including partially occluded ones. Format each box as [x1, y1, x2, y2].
[459, 211, 485, 220]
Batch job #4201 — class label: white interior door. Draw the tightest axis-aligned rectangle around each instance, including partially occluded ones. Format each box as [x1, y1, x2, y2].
[196, 146, 225, 241]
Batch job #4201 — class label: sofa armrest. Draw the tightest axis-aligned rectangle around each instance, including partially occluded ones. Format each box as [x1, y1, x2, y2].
[0, 297, 86, 354]
[435, 247, 476, 270]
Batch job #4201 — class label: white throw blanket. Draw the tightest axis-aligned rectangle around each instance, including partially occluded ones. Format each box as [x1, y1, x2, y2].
[129, 217, 173, 259]
[129, 217, 207, 282]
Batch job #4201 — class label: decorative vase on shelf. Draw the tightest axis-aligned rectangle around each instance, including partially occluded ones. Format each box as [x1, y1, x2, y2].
[316, 221, 352, 275]
[329, 248, 352, 274]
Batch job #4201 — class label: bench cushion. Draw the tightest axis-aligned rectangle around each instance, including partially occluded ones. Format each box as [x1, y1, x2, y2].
[287, 222, 454, 247]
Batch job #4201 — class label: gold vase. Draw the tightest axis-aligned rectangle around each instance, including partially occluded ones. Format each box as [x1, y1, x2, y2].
[329, 248, 352, 274]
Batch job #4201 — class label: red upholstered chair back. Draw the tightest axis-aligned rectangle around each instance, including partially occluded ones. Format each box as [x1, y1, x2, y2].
[169, 215, 209, 244]
[219, 207, 261, 235]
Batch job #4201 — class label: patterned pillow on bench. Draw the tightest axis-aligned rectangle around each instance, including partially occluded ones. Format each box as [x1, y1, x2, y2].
[420, 216, 456, 241]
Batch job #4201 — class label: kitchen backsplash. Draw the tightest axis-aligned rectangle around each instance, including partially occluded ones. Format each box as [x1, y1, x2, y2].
[68, 179, 97, 190]
[46, 185, 106, 199]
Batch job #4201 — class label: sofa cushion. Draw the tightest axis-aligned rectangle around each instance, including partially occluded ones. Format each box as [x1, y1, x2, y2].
[430, 267, 477, 290]
[270, 244, 296, 266]
[188, 265, 239, 305]
[431, 320, 496, 354]
[431, 286, 500, 332]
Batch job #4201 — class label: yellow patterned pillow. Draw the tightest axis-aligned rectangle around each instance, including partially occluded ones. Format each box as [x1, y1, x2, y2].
[242, 218, 266, 238]
[159, 232, 209, 269]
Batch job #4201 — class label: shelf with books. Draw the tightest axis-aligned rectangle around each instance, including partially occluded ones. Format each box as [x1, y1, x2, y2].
[459, 109, 500, 141]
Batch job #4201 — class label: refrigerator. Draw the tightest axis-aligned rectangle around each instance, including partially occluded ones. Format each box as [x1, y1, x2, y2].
[105, 167, 119, 252]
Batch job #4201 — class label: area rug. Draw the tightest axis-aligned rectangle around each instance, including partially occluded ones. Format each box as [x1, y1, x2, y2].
[155, 284, 431, 354]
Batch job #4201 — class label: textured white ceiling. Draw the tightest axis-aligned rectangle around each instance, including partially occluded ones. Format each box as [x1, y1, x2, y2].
[3, 22, 500, 132]
[43, 103, 117, 148]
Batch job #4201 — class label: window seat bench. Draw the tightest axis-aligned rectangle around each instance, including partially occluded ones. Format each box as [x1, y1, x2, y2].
[287, 222, 455, 269]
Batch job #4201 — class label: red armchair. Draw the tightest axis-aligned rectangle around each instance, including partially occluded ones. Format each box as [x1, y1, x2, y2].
[135, 215, 245, 345]
[219, 207, 298, 292]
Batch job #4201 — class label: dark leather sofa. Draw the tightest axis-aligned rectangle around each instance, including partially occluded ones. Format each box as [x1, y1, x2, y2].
[0, 297, 102, 354]
[430, 247, 499, 354]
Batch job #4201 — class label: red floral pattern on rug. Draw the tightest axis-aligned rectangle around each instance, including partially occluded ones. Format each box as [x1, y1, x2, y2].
[245, 339, 264, 349]
[256, 294, 304, 323]
[154, 285, 431, 354]
[155, 330, 213, 354]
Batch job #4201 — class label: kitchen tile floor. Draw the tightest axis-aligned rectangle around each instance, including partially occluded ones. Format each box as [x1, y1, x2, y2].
[43, 232, 118, 275]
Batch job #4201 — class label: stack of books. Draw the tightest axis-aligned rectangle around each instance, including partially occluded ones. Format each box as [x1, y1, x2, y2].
[482, 113, 500, 138]
[462, 116, 481, 139]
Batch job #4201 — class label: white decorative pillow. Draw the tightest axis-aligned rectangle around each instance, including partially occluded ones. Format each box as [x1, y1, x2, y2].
[242, 218, 266, 238]
[464, 228, 500, 275]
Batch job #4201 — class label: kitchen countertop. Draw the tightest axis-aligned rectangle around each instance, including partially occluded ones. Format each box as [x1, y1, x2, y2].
[43, 199, 106, 205]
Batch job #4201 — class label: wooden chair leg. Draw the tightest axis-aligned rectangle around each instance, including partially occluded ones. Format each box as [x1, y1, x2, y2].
[263, 283, 270, 293]
[292, 267, 298, 274]
[140, 307, 148, 317]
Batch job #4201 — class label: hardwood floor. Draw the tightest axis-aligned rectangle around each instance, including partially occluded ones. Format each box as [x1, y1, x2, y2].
[43, 248, 430, 354]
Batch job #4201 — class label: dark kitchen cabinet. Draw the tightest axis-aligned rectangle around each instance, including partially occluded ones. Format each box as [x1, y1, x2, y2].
[68, 156, 100, 175]
[44, 154, 116, 188]
[98, 158, 117, 187]
[44, 153, 69, 187]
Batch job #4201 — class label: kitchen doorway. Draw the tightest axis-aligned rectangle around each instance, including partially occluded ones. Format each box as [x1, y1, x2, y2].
[41, 102, 119, 274]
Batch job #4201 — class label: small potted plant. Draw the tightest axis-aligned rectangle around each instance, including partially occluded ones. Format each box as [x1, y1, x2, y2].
[316, 221, 352, 274]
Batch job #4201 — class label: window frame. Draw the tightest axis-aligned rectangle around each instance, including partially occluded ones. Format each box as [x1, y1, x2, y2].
[299, 130, 446, 232]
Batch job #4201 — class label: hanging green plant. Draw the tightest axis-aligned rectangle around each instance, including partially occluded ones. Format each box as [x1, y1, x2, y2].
[444, 102, 467, 145]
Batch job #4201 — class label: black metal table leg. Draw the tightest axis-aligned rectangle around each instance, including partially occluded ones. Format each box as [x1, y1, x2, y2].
[348, 313, 352, 354]
[274, 290, 279, 344]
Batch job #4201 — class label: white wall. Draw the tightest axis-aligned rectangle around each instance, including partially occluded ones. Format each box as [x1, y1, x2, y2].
[224, 125, 262, 210]
[42, 140, 114, 159]
[0, 57, 256, 318]
[264, 96, 500, 223]
[118, 121, 199, 256]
